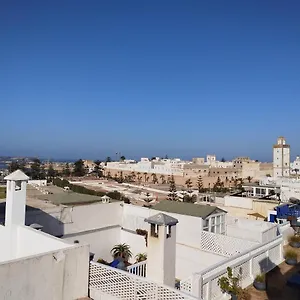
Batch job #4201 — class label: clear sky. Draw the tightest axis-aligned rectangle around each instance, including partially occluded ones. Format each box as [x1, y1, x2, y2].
[1, 1, 299, 161]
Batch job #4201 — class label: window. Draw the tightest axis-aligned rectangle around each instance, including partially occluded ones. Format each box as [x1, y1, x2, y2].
[150, 224, 159, 237]
[203, 219, 209, 231]
[205, 214, 226, 234]
[15, 181, 22, 191]
[167, 225, 172, 238]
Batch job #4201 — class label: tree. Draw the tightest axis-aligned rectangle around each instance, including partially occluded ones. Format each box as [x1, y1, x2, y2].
[160, 174, 166, 184]
[137, 172, 142, 184]
[63, 163, 71, 177]
[118, 171, 124, 183]
[120, 156, 126, 161]
[183, 194, 197, 203]
[221, 157, 226, 162]
[8, 161, 20, 173]
[151, 173, 158, 184]
[131, 171, 136, 182]
[185, 178, 193, 193]
[94, 160, 103, 177]
[143, 172, 148, 182]
[197, 175, 204, 193]
[294, 169, 299, 175]
[106, 156, 112, 163]
[111, 243, 132, 261]
[213, 177, 223, 192]
[30, 158, 42, 180]
[168, 175, 178, 201]
[47, 163, 56, 180]
[73, 159, 85, 177]
[247, 176, 252, 183]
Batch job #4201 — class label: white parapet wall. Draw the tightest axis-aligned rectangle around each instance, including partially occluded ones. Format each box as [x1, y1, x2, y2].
[181, 235, 283, 300]
[0, 243, 90, 300]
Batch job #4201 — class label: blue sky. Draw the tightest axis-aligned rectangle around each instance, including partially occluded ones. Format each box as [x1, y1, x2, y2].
[1, 1, 299, 161]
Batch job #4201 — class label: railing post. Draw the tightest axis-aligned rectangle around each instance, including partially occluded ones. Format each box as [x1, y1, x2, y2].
[205, 281, 211, 300]
[191, 275, 200, 298]
[249, 257, 253, 279]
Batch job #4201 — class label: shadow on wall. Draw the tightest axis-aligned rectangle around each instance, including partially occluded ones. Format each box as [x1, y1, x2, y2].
[0, 202, 65, 237]
[258, 257, 300, 300]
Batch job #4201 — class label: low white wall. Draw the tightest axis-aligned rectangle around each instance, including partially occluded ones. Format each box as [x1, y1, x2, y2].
[0, 244, 89, 300]
[63, 202, 122, 235]
[17, 226, 70, 257]
[224, 196, 253, 209]
[226, 224, 262, 242]
[176, 244, 225, 279]
[28, 180, 47, 186]
[64, 226, 120, 262]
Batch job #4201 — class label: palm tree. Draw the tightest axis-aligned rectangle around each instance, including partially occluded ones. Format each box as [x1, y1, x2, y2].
[185, 178, 193, 193]
[294, 168, 299, 175]
[137, 172, 142, 184]
[131, 171, 136, 181]
[160, 174, 166, 184]
[111, 243, 132, 261]
[247, 176, 252, 183]
[144, 172, 148, 182]
[135, 253, 147, 263]
[151, 173, 158, 184]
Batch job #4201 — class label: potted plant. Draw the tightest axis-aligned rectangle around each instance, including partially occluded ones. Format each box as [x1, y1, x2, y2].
[289, 235, 300, 248]
[253, 273, 266, 291]
[285, 249, 297, 265]
[135, 253, 147, 263]
[217, 267, 240, 300]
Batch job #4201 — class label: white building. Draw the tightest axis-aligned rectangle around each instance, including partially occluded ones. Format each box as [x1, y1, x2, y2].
[273, 136, 290, 178]
[1, 170, 289, 300]
[105, 158, 186, 175]
[0, 170, 89, 300]
[291, 155, 300, 174]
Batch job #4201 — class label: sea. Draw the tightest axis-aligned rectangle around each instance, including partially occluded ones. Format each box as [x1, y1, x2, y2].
[0, 163, 7, 170]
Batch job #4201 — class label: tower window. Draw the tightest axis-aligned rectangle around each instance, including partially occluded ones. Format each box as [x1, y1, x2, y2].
[15, 181, 22, 191]
[150, 224, 159, 238]
[167, 225, 172, 238]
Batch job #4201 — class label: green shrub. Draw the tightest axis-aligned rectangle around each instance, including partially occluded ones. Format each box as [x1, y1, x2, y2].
[285, 249, 297, 260]
[289, 235, 300, 243]
[255, 273, 265, 283]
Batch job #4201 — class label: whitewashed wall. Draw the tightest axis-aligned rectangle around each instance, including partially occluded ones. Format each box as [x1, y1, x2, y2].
[176, 244, 226, 279]
[63, 202, 122, 234]
[120, 229, 147, 263]
[0, 225, 18, 262]
[224, 196, 253, 209]
[64, 227, 120, 262]
[17, 226, 70, 257]
[0, 244, 89, 300]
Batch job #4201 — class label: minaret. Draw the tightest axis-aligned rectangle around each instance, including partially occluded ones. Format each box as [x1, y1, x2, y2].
[144, 213, 178, 287]
[273, 137, 290, 178]
[4, 170, 29, 227]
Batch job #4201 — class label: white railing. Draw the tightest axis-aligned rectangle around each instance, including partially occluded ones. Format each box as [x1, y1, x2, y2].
[261, 225, 277, 243]
[181, 235, 283, 300]
[127, 260, 147, 277]
[89, 261, 199, 300]
[200, 231, 258, 257]
[278, 221, 294, 245]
